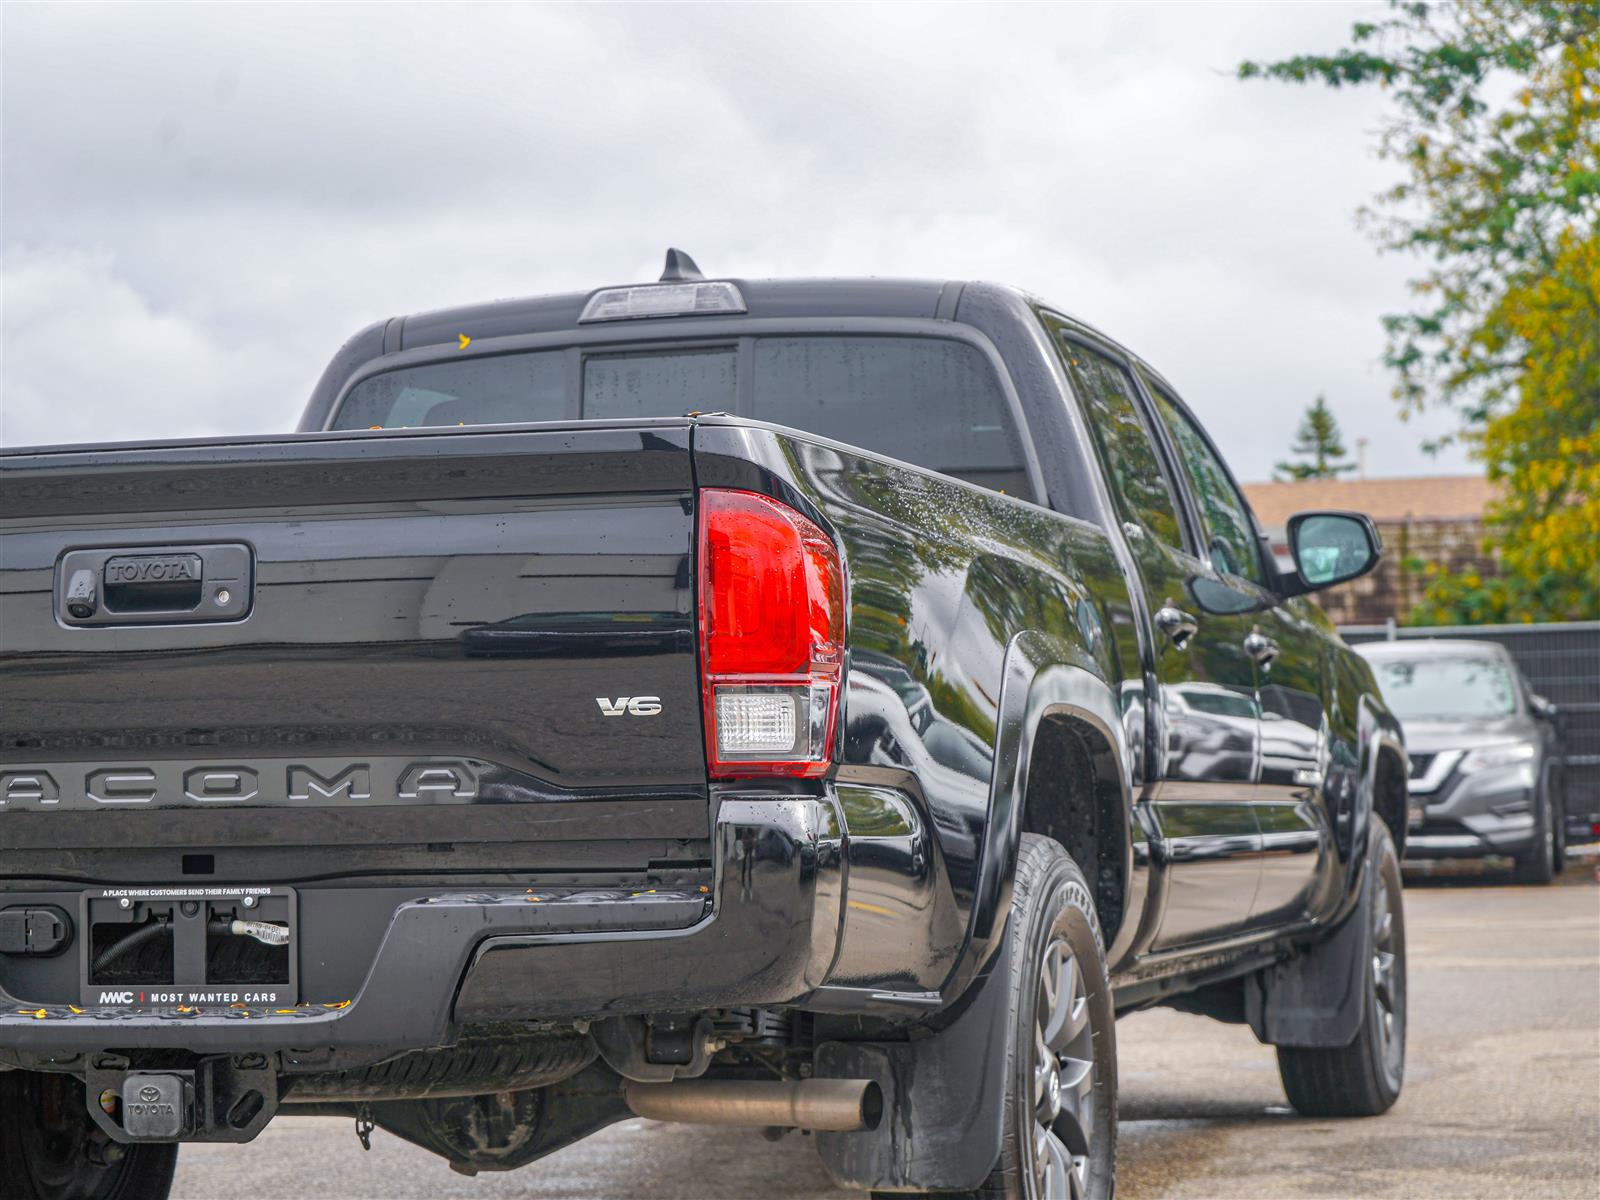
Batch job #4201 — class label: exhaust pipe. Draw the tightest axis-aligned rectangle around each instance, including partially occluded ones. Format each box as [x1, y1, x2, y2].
[623, 1078, 882, 1131]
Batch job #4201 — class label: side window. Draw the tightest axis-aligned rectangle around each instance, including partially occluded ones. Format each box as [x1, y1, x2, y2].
[1148, 387, 1267, 587]
[1053, 336, 1185, 549]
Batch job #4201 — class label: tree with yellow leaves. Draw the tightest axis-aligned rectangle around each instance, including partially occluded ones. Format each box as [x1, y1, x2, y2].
[1243, 1, 1599, 622]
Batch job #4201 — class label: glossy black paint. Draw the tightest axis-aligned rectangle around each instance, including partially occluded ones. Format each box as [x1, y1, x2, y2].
[0, 275, 1407, 1178]
[692, 419, 1137, 994]
[455, 797, 840, 1022]
[1, 426, 705, 792]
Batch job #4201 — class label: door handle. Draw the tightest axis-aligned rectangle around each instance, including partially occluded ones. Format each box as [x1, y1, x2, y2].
[1155, 604, 1198, 650]
[1245, 630, 1279, 667]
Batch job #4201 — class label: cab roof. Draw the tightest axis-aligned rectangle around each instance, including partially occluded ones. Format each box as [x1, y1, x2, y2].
[295, 261, 1148, 435]
[399, 276, 954, 351]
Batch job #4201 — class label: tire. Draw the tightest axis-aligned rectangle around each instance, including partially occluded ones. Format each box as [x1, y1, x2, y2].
[1513, 780, 1556, 886]
[973, 834, 1117, 1199]
[1552, 773, 1568, 875]
[0, 1070, 178, 1200]
[1277, 822, 1406, 1118]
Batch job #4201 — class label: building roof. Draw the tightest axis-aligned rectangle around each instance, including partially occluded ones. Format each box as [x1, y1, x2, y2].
[1241, 474, 1498, 529]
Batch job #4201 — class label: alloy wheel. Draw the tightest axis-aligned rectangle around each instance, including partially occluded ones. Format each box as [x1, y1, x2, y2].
[1030, 936, 1098, 1200]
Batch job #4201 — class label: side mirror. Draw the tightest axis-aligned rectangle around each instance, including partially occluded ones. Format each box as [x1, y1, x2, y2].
[1529, 693, 1560, 721]
[1282, 511, 1382, 597]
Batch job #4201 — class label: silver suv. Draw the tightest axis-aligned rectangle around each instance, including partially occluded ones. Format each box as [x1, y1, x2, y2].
[1358, 639, 1567, 883]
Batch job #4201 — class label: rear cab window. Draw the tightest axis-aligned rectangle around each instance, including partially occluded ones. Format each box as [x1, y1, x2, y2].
[584, 349, 737, 419]
[331, 335, 1037, 502]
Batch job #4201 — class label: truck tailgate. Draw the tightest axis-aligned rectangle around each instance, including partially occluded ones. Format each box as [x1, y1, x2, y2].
[0, 424, 706, 863]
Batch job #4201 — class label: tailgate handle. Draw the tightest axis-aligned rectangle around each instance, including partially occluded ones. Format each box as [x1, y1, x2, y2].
[103, 552, 205, 612]
[57, 544, 253, 626]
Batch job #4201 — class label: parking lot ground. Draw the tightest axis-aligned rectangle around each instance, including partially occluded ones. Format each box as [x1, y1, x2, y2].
[172, 855, 1600, 1200]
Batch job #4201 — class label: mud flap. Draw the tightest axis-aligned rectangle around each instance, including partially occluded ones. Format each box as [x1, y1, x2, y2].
[1247, 850, 1373, 1049]
[813, 937, 1012, 1192]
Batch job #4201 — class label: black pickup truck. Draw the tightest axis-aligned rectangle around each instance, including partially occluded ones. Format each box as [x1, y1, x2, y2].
[0, 254, 1410, 1200]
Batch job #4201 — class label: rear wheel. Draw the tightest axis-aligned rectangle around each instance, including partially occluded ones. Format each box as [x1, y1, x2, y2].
[1277, 822, 1406, 1117]
[0, 1070, 178, 1200]
[976, 834, 1117, 1199]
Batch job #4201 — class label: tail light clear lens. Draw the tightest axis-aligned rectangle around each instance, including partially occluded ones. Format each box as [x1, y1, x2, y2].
[697, 489, 844, 778]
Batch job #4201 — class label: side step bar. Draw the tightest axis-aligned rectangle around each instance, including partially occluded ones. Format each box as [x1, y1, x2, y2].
[623, 1079, 881, 1131]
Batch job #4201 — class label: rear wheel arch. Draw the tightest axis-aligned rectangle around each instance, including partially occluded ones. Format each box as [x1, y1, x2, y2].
[969, 630, 1135, 963]
[1021, 708, 1131, 951]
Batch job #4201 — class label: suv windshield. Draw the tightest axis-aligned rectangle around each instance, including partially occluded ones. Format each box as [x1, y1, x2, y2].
[1371, 657, 1518, 720]
[331, 335, 1034, 501]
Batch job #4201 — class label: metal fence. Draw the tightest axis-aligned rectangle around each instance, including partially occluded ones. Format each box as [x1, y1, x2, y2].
[1340, 620, 1600, 841]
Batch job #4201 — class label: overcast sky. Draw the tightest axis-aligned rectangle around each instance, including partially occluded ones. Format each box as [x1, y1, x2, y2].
[1, 1, 1475, 481]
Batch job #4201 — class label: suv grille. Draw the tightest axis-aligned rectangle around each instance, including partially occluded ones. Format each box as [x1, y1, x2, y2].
[1408, 753, 1436, 779]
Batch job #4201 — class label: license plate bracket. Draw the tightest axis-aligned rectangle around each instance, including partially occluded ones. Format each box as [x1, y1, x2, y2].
[79, 886, 297, 1009]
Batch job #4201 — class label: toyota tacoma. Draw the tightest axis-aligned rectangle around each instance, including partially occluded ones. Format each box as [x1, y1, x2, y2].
[0, 252, 1411, 1199]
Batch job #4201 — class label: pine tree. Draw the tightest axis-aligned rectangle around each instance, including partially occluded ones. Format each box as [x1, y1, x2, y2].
[1274, 396, 1355, 481]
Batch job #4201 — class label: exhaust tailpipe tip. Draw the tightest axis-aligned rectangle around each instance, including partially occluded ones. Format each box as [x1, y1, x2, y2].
[623, 1078, 882, 1132]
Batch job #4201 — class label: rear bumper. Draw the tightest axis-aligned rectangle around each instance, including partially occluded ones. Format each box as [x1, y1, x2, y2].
[0, 796, 861, 1060]
[453, 796, 845, 1023]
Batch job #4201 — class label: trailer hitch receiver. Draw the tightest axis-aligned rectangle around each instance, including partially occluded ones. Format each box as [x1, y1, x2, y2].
[86, 1054, 277, 1143]
[122, 1073, 192, 1139]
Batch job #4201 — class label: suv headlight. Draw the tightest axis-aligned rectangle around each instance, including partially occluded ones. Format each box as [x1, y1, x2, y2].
[1458, 741, 1537, 775]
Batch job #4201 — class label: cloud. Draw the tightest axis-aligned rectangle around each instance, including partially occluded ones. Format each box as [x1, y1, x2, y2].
[1, 0, 1472, 479]
[0, 246, 299, 445]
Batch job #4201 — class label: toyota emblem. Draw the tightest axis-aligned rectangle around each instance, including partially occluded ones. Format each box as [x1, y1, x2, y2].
[138, 1085, 161, 1103]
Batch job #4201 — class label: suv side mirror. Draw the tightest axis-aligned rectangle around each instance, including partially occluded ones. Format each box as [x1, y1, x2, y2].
[1529, 693, 1560, 721]
[1282, 511, 1382, 597]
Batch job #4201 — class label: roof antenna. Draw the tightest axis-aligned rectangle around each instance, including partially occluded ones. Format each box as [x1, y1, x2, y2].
[660, 248, 705, 282]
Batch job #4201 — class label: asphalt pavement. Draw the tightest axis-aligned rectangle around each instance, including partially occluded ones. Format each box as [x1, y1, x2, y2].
[172, 856, 1600, 1199]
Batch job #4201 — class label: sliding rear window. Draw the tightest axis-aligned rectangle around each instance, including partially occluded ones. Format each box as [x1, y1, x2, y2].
[333, 351, 568, 430]
[332, 335, 1033, 500]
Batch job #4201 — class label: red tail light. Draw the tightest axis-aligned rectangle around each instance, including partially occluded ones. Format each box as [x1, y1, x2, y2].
[697, 489, 845, 778]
